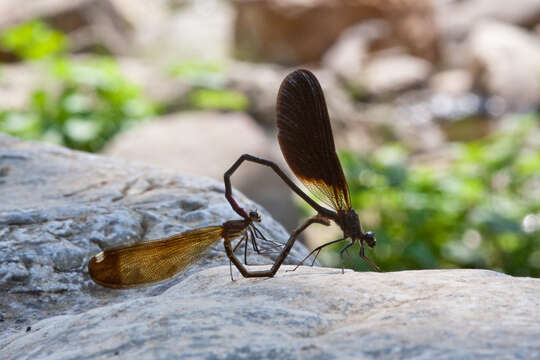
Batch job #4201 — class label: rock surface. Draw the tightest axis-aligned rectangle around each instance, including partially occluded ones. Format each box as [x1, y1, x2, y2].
[0, 134, 308, 339]
[1, 266, 539, 359]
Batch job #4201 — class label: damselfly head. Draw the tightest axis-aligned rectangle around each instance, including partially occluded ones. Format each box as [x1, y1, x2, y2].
[248, 210, 261, 222]
[363, 231, 376, 248]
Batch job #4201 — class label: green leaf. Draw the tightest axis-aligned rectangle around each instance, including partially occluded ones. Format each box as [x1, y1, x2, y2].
[188, 89, 249, 111]
[329, 114, 540, 276]
[1, 56, 157, 152]
[0, 21, 67, 59]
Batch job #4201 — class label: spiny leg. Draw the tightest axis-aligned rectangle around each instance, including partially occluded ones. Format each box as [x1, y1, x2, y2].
[309, 249, 322, 267]
[232, 233, 248, 253]
[252, 227, 288, 256]
[359, 241, 381, 272]
[242, 228, 262, 266]
[248, 227, 260, 254]
[252, 225, 282, 249]
[289, 237, 347, 272]
[224, 215, 329, 278]
[230, 233, 249, 281]
[230, 229, 265, 266]
[240, 228, 279, 266]
[339, 241, 355, 274]
[224, 154, 334, 220]
[252, 226, 286, 254]
[238, 224, 292, 259]
[230, 234, 248, 280]
[239, 228, 285, 259]
[251, 225, 266, 242]
[344, 247, 354, 267]
[244, 229, 251, 265]
[223, 154, 334, 274]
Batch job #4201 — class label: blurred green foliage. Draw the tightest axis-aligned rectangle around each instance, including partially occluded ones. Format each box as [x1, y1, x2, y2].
[169, 60, 224, 86]
[170, 59, 249, 111]
[188, 88, 249, 111]
[0, 20, 67, 59]
[318, 115, 540, 277]
[0, 21, 249, 151]
[0, 57, 156, 152]
[0, 21, 156, 152]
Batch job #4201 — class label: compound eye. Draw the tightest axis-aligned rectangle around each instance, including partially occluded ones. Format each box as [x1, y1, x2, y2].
[365, 232, 376, 247]
[249, 210, 261, 222]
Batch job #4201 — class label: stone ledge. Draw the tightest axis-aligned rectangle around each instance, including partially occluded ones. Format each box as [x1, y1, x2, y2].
[2, 266, 539, 359]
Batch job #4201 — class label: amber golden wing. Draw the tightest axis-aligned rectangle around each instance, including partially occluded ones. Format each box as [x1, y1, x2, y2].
[277, 69, 351, 211]
[88, 226, 224, 289]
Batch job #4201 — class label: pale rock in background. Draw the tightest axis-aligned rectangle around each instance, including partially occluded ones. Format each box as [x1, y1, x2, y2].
[322, 20, 389, 89]
[435, 0, 540, 41]
[362, 53, 433, 97]
[104, 111, 301, 231]
[468, 20, 540, 111]
[232, 0, 439, 64]
[429, 69, 474, 95]
[0, 63, 50, 110]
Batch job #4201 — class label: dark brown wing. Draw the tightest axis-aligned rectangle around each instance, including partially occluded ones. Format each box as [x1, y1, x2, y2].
[277, 69, 350, 211]
[88, 226, 224, 289]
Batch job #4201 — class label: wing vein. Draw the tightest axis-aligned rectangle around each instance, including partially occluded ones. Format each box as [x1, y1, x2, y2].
[276, 69, 351, 211]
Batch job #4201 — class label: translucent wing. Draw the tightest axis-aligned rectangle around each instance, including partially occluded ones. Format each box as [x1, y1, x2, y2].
[277, 69, 351, 211]
[88, 226, 224, 289]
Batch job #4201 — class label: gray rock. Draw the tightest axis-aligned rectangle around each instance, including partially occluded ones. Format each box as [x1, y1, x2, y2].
[104, 111, 269, 183]
[339, 93, 446, 153]
[232, 0, 439, 64]
[130, 0, 234, 63]
[435, 0, 540, 41]
[0, 134, 309, 339]
[429, 69, 474, 95]
[322, 20, 390, 89]
[468, 20, 540, 111]
[116, 57, 191, 109]
[226, 61, 289, 126]
[1, 267, 539, 359]
[0, 63, 51, 110]
[362, 53, 433, 97]
[0, 0, 134, 55]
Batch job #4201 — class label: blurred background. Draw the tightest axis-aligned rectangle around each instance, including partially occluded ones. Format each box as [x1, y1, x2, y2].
[1, 0, 539, 276]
